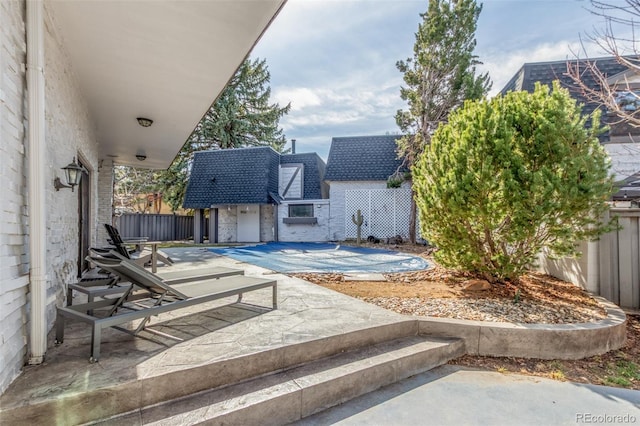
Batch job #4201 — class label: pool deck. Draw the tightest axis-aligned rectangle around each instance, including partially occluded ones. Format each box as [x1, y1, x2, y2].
[0, 247, 631, 425]
[0, 247, 421, 424]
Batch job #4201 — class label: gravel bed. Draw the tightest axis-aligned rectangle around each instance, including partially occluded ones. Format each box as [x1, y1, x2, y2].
[362, 297, 608, 324]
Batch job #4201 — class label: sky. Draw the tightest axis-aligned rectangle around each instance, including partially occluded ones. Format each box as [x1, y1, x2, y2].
[250, 0, 620, 160]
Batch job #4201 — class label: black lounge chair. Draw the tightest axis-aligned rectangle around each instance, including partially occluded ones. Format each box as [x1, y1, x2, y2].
[104, 223, 173, 269]
[69, 249, 245, 307]
[55, 256, 277, 362]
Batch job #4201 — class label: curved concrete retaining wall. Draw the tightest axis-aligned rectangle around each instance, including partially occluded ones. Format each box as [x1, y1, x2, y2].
[418, 297, 627, 360]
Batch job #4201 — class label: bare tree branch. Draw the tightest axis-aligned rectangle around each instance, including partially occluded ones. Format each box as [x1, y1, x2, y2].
[566, 0, 640, 128]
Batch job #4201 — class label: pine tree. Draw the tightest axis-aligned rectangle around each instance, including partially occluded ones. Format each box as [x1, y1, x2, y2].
[413, 82, 615, 282]
[395, 0, 491, 242]
[160, 57, 291, 210]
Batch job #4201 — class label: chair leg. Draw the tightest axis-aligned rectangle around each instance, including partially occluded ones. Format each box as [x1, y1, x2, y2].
[55, 313, 65, 344]
[90, 324, 101, 363]
[67, 285, 73, 307]
[272, 284, 278, 309]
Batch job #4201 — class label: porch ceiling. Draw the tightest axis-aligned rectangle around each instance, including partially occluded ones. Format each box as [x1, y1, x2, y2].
[49, 0, 285, 169]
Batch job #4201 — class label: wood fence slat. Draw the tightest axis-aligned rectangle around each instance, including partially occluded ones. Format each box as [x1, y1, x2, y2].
[117, 214, 195, 242]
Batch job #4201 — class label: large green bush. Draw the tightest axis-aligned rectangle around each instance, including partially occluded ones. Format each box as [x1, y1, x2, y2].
[414, 81, 614, 281]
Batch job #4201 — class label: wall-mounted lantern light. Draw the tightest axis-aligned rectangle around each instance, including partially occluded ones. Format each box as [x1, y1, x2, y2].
[54, 157, 83, 192]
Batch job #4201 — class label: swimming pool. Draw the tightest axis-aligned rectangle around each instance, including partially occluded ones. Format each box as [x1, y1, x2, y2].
[209, 242, 430, 273]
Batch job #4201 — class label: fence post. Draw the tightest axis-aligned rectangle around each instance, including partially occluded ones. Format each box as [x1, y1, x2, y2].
[194, 209, 203, 243]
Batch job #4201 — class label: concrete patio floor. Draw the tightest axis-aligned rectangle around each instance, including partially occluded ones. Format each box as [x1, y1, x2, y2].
[2, 247, 635, 425]
[0, 247, 417, 424]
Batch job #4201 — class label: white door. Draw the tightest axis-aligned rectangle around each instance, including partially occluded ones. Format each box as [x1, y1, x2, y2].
[237, 204, 260, 242]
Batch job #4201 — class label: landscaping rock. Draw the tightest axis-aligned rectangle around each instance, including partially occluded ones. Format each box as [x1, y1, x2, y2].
[463, 279, 492, 291]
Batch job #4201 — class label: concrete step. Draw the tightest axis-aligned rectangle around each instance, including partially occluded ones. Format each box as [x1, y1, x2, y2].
[94, 335, 464, 425]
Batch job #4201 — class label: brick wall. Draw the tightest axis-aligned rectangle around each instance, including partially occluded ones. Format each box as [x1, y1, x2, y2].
[0, 2, 102, 394]
[218, 207, 238, 243]
[96, 159, 114, 245]
[278, 200, 330, 242]
[216, 204, 276, 243]
[43, 4, 100, 322]
[260, 205, 275, 242]
[0, 0, 28, 395]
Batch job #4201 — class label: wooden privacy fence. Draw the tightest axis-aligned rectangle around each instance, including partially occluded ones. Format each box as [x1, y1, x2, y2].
[538, 208, 640, 309]
[598, 208, 640, 309]
[116, 214, 209, 241]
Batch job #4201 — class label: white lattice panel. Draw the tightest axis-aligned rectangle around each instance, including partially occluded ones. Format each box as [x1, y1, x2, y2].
[344, 189, 412, 239]
[345, 190, 371, 238]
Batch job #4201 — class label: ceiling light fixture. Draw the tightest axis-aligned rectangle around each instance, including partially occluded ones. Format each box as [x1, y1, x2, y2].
[136, 117, 153, 127]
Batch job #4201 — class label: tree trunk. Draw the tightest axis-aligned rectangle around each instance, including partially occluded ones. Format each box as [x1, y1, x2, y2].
[409, 188, 417, 244]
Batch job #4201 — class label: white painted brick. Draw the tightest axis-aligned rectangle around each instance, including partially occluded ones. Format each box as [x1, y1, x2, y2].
[218, 207, 238, 242]
[260, 205, 275, 242]
[277, 200, 330, 242]
[1, 1, 101, 394]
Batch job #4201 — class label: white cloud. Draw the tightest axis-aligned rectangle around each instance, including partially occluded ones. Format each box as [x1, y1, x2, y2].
[257, 0, 640, 159]
[274, 87, 322, 109]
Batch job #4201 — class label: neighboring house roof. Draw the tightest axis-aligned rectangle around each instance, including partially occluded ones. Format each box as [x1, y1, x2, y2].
[501, 56, 640, 182]
[324, 135, 406, 181]
[613, 171, 640, 200]
[500, 57, 632, 140]
[183, 147, 327, 209]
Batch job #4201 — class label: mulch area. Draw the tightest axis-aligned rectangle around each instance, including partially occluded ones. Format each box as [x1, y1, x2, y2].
[293, 266, 606, 324]
[292, 242, 639, 389]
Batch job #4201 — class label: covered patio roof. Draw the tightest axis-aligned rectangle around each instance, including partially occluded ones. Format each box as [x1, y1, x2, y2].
[49, 0, 286, 169]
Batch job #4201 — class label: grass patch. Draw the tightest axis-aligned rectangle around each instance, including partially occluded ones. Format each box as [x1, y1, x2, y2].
[604, 360, 640, 388]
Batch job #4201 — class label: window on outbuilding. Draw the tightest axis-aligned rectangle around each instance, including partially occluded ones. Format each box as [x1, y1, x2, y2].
[289, 204, 313, 218]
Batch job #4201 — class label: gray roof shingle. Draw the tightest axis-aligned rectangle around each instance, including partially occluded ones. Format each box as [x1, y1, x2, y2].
[324, 135, 406, 181]
[183, 147, 327, 209]
[500, 57, 631, 138]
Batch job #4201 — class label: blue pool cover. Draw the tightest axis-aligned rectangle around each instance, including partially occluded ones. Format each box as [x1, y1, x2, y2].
[209, 242, 430, 273]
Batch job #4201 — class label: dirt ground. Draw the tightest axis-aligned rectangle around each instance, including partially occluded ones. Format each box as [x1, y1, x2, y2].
[292, 242, 640, 390]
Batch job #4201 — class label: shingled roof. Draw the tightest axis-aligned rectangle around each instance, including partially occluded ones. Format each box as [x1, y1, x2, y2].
[183, 147, 327, 209]
[324, 135, 406, 181]
[500, 57, 630, 135]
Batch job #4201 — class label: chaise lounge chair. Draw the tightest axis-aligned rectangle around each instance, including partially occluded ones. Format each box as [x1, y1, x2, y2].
[69, 249, 245, 307]
[103, 223, 174, 269]
[55, 256, 277, 362]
